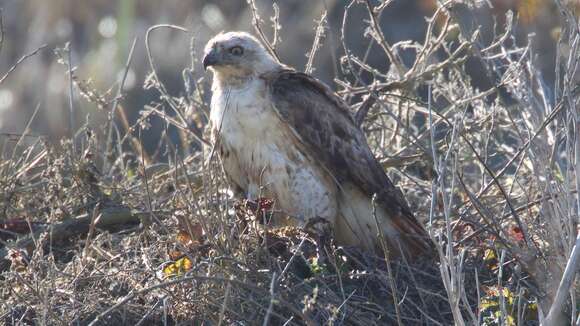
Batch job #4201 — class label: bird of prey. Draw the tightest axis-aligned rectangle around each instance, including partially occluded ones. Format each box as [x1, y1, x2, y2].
[203, 31, 433, 258]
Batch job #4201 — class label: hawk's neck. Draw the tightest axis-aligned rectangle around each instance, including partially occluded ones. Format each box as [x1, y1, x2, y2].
[212, 73, 256, 90]
[212, 65, 287, 90]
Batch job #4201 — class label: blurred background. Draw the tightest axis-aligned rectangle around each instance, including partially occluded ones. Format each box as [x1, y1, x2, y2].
[0, 0, 568, 145]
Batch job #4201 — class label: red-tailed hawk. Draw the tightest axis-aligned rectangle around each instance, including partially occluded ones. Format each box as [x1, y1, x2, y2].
[203, 31, 433, 258]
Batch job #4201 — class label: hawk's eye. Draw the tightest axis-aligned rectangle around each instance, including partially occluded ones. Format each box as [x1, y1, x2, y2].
[229, 46, 244, 56]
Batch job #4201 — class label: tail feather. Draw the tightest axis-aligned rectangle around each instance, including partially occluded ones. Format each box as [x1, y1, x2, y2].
[335, 183, 435, 259]
[389, 212, 436, 258]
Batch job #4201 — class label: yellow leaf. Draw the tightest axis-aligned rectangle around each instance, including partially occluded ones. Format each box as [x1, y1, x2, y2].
[507, 315, 516, 326]
[480, 298, 498, 312]
[175, 256, 193, 272]
[163, 263, 177, 276]
[502, 287, 514, 305]
[484, 249, 496, 261]
[163, 257, 193, 277]
[493, 311, 516, 326]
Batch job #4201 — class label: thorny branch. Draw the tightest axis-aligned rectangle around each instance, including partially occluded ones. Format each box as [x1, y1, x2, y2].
[247, 0, 281, 62]
[305, 11, 328, 75]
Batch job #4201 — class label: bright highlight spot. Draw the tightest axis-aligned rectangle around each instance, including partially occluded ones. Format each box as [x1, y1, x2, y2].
[98, 16, 117, 38]
[201, 4, 226, 30]
[0, 89, 14, 111]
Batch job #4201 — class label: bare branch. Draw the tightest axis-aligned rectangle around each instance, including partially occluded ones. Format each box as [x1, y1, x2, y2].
[247, 0, 281, 62]
[0, 44, 47, 84]
[305, 11, 328, 74]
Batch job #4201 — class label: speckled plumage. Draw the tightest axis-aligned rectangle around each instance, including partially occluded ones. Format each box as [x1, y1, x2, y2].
[209, 76, 337, 226]
[204, 32, 433, 257]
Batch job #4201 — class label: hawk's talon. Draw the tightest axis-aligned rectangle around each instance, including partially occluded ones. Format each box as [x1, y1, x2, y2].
[302, 217, 332, 268]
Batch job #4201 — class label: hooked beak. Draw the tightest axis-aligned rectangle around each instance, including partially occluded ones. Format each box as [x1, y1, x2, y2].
[202, 49, 219, 70]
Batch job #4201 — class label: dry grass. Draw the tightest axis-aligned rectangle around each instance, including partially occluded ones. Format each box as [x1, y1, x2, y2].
[1, 1, 579, 325]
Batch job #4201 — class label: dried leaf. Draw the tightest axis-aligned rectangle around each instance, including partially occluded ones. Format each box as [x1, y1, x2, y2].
[508, 226, 524, 242]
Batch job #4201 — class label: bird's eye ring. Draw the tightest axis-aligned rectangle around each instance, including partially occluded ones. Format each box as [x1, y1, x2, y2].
[230, 46, 244, 56]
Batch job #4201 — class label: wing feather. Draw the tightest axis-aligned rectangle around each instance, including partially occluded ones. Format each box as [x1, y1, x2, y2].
[262, 69, 433, 254]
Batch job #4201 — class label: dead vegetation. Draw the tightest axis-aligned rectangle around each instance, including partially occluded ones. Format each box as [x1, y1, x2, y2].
[1, 0, 579, 325]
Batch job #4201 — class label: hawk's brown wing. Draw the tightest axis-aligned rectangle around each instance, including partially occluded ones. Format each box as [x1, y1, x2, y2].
[262, 69, 433, 255]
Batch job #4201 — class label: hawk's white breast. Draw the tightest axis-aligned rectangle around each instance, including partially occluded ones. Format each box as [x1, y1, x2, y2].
[210, 77, 337, 224]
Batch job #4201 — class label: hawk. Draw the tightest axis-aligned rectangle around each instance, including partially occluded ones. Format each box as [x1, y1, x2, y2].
[203, 32, 433, 258]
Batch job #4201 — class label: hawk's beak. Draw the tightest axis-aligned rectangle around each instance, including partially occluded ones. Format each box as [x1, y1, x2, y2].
[203, 50, 219, 70]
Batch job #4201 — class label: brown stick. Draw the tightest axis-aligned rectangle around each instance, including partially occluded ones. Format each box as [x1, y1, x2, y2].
[0, 207, 142, 271]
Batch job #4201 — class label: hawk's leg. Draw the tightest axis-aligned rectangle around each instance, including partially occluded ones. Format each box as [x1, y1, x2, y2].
[302, 217, 332, 267]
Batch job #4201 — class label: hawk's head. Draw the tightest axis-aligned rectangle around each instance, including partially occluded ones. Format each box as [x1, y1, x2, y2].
[203, 32, 280, 81]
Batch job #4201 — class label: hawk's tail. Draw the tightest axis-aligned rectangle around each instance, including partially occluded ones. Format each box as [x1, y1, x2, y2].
[388, 212, 437, 259]
[335, 183, 436, 260]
